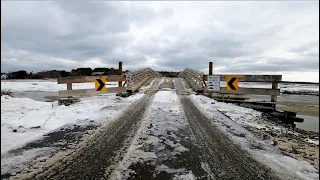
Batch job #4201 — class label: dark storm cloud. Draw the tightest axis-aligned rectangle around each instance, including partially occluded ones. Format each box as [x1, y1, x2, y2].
[1, 1, 319, 77]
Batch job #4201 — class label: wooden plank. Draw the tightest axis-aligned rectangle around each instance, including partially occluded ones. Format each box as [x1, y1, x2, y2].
[203, 74, 282, 82]
[58, 87, 126, 97]
[184, 76, 203, 92]
[205, 87, 280, 95]
[58, 75, 125, 84]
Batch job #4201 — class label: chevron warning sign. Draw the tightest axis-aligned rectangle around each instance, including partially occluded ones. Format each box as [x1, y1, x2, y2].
[226, 77, 238, 91]
[95, 78, 107, 91]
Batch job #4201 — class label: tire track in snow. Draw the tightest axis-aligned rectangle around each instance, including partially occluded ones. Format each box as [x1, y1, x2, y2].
[109, 78, 210, 180]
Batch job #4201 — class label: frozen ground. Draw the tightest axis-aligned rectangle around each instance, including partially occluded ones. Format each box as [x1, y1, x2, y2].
[1, 79, 122, 92]
[0, 78, 152, 155]
[1, 94, 143, 154]
[191, 94, 319, 179]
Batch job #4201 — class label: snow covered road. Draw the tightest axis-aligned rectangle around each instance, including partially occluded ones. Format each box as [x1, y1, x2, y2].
[2, 78, 318, 180]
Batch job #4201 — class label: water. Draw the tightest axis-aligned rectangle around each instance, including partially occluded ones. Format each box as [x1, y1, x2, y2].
[296, 115, 319, 133]
[11, 91, 58, 102]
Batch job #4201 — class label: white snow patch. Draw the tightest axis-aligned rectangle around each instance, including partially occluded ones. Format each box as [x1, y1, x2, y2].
[155, 164, 186, 174]
[307, 139, 319, 145]
[1, 147, 53, 175]
[191, 95, 287, 133]
[156, 165, 195, 180]
[173, 172, 195, 180]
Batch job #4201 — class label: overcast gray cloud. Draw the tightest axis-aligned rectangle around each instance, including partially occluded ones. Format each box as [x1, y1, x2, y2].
[1, 1, 319, 81]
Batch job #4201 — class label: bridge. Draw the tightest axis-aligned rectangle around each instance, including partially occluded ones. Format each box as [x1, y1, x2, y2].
[8, 62, 308, 179]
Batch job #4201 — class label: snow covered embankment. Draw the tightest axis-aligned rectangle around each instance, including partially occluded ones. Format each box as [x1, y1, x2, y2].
[1, 93, 144, 154]
[191, 95, 319, 180]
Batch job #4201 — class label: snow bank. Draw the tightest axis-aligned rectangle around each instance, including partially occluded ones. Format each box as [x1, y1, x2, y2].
[1, 80, 121, 92]
[1, 93, 141, 154]
[190, 94, 319, 180]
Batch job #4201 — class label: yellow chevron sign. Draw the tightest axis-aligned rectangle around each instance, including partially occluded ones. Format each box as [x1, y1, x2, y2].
[95, 78, 107, 91]
[226, 77, 238, 91]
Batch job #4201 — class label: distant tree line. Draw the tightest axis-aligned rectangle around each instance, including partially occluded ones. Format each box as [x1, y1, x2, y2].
[1, 68, 130, 79]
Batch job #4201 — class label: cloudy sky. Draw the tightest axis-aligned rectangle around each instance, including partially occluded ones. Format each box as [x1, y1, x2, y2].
[1, 1, 319, 82]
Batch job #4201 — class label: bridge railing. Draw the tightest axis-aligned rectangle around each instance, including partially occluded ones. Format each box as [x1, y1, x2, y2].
[126, 68, 162, 93]
[178, 68, 204, 92]
[179, 68, 282, 102]
[57, 75, 126, 97]
[57, 62, 162, 97]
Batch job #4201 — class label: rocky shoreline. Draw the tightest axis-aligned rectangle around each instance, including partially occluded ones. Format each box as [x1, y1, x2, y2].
[244, 113, 319, 170]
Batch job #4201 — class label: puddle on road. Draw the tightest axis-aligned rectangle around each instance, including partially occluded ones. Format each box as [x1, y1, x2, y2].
[11, 91, 58, 102]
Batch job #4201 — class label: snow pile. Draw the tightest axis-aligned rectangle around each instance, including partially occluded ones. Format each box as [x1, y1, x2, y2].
[110, 91, 194, 179]
[281, 84, 319, 96]
[1, 80, 121, 92]
[191, 95, 280, 131]
[1, 94, 141, 154]
[190, 94, 319, 179]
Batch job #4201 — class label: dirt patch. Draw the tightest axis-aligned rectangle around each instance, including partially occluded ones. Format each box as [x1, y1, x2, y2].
[277, 101, 319, 117]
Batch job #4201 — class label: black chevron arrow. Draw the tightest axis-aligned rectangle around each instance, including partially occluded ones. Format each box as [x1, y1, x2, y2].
[227, 78, 237, 90]
[96, 79, 105, 91]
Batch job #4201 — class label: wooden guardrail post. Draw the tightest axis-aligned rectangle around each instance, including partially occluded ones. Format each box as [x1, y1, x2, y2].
[208, 62, 213, 97]
[119, 61, 123, 87]
[67, 83, 72, 90]
[271, 82, 278, 102]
